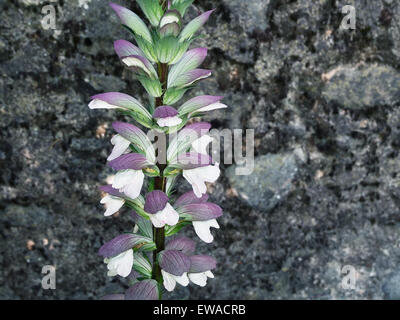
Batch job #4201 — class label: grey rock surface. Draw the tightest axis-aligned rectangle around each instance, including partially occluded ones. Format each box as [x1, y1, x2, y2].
[1, 0, 400, 300]
[382, 269, 400, 300]
[226, 153, 298, 211]
[221, 0, 271, 33]
[322, 65, 400, 110]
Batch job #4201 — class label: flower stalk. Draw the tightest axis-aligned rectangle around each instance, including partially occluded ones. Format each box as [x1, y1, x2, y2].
[153, 57, 169, 284]
[90, 0, 227, 300]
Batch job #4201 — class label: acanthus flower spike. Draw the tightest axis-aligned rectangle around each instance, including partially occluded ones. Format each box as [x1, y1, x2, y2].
[93, 1, 224, 299]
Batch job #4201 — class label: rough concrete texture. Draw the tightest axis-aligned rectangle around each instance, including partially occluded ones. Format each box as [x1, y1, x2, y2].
[1, 0, 400, 299]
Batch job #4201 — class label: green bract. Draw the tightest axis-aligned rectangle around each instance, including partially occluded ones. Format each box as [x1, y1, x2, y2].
[138, 76, 163, 98]
[163, 87, 188, 105]
[110, 3, 153, 43]
[179, 10, 214, 42]
[137, 0, 164, 27]
[171, 0, 195, 16]
[154, 36, 181, 63]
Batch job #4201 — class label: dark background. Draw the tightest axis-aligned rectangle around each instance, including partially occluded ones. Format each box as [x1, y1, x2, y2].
[1, 0, 400, 299]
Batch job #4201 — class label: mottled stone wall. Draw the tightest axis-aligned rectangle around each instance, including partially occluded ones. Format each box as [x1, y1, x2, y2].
[1, 0, 400, 299]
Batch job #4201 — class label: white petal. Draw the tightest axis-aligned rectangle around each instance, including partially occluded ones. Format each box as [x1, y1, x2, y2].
[161, 270, 176, 292]
[100, 195, 125, 216]
[174, 272, 189, 287]
[107, 135, 131, 161]
[150, 213, 166, 228]
[160, 15, 180, 28]
[183, 169, 207, 198]
[120, 172, 144, 199]
[150, 203, 179, 228]
[106, 250, 134, 278]
[117, 250, 134, 277]
[192, 219, 219, 243]
[191, 135, 213, 155]
[162, 203, 179, 226]
[196, 163, 220, 183]
[197, 103, 227, 113]
[205, 270, 214, 278]
[183, 164, 220, 198]
[89, 99, 122, 110]
[188, 272, 208, 287]
[112, 170, 144, 199]
[112, 170, 137, 189]
[157, 116, 182, 128]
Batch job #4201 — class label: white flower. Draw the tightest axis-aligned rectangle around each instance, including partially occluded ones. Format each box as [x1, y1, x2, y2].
[149, 203, 179, 228]
[161, 270, 189, 292]
[188, 270, 214, 287]
[182, 135, 220, 198]
[192, 219, 220, 243]
[100, 194, 125, 216]
[104, 249, 134, 278]
[112, 169, 144, 199]
[107, 135, 131, 161]
[157, 116, 182, 128]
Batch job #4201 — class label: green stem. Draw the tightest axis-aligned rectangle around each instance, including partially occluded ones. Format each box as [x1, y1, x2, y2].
[152, 62, 169, 286]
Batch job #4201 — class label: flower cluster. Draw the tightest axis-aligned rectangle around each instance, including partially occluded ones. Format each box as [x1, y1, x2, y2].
[89, 1, 226, 300]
